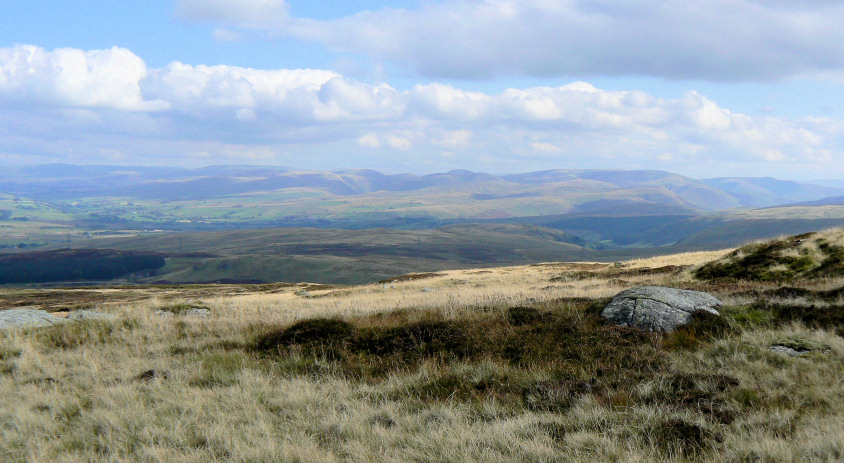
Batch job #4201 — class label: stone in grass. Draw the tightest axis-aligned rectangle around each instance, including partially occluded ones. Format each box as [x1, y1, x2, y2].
[769, 338, 829, 357]
[601, 286, 723, 332]
[185, 308, 210, 318]
[0, 307, 70, 329]
[1, 307, 119, 330]
[769, 345, 809, 357]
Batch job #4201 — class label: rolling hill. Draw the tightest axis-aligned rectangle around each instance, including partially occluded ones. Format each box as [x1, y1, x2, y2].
[3, 165, 840, 215]
[4, 164, 844, 282]
[33, 223, 595, 284]
[701, 177, 844, 207]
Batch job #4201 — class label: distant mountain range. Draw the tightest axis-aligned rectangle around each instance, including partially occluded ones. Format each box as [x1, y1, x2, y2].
[4, 164, 844, 284]
[2, 164, 842, 215]
[700, 177, 844, 208]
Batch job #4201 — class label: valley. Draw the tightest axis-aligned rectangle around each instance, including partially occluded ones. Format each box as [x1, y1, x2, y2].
[3, 165, 844, 285]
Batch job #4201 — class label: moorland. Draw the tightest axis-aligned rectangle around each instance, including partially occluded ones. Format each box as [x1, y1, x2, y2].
[0, 229, 842, 461]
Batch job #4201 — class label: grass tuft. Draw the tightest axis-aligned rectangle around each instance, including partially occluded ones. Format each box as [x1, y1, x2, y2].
[522, 378, 594, 412]
[36, 320, 123, 349]
[647, 418, 723, 457]
[505, 306, 549, 326]
[251, 318, 356, 358]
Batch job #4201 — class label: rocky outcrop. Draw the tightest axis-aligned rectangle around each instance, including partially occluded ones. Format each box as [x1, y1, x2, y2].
[0, 307, 70, 329]
[0, 307, 116, 329]
[601, 286, 723, 332]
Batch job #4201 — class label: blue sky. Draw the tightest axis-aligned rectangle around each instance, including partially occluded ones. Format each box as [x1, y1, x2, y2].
[1, 0, 843, 180]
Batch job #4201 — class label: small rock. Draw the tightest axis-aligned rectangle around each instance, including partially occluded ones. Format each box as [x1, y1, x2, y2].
[420, 287, 433, 292]
[769, 345, 810, 357]
[0, 307, 70, 329]
[185, 308, 210, 318]
[601, 286, 723, 332]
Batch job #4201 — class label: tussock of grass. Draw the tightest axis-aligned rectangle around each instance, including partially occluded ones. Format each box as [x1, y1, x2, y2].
[741, 301, 844, 336]
[695, 229, 844, 282]
[35, 319, 133, 349]
[647, 418, 724, 458]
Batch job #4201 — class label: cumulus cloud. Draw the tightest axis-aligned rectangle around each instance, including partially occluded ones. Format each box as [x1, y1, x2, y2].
[1, 44, 843, 177]
[234, 0, 844, 81]
[143, 61, 339, 121]
[358, 133, 381, 148]
[0, 45, 167, 111]
[386, 135, 412, 151]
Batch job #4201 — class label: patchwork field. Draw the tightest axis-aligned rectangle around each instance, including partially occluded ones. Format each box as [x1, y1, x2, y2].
[0, 232, 842, 462]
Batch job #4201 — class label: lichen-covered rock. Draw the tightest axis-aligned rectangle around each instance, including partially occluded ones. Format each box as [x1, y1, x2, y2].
[1, 307, 118, 329]
[601, 286, 723, 332]
[0, 307, 70, 329]
[769, 345, 808, 357]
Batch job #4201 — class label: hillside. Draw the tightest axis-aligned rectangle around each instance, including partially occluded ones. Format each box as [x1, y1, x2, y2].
[4, 165, 844, 266]
[39, 224, 595, 284]
[694, 229, 844, 282]
[701, 177, 844, 207]
[0, 231, 841, 461]
[11, 216, 844, 286]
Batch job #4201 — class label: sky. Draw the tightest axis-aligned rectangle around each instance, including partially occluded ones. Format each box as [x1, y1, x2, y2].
[1, 0, 843, 180]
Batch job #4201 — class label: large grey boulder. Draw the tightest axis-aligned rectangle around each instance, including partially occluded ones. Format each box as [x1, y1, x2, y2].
[0, 307, 70, 329]
[1, 307, 118, 330]
[601, 286, 723, 332]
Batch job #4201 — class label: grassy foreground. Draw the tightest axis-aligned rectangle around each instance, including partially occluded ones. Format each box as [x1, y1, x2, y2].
[1, 237, 843, 462]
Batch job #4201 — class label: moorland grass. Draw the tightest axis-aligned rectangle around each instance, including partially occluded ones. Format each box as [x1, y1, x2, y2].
[0, 237, 842, 462]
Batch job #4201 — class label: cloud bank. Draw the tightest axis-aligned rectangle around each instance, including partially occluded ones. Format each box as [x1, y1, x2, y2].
[0, 44, 841, 178]
[177, 0, 844, 81]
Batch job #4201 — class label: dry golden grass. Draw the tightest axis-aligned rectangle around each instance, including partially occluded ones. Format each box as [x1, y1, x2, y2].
[1, 246, 843, 462]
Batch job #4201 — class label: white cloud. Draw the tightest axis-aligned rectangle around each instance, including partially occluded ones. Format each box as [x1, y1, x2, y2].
[386, 135, 412, 151]
[212, 28, 241, 42]
[684, 92, 732, 131]
[255, 0, 844, 81]
[236, 108, 257, 121]
[531, 142, 562, 153]
[1, 44, 843, 177]
[409, 84, 490, 120]
[358, 133, 381, 148]
[143, 61, 339, 121]
[434, 130, 473, 148]
[314, 77, 403, 121]
[176, 0, 289, 28]
[0, 45, 167, 111]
